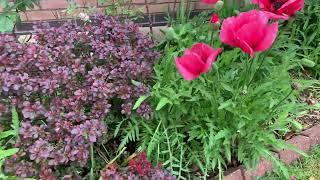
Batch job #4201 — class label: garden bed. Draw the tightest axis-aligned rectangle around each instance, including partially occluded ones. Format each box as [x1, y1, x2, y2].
[1, 0, 320, 179]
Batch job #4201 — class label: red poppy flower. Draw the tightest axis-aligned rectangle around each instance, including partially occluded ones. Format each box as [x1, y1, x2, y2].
[175, 43, 222, 80]
[252, 0, 304, 19]
[201, 0, 219, 5]
[210, 13, 220, 24]
[220, 10, 278, 58]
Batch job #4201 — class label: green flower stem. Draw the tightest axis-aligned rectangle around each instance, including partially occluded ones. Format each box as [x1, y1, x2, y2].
[210, 31, 215, 45]
[271, 88, 294, 113]
[248, 54, 264, 87]
[247, 57, 254, 82]
[90, 144, 94, 180]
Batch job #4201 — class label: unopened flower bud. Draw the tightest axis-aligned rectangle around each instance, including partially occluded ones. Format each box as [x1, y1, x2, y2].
[234, 10, 240, 15]
[210, 13, 221, 30]
[214, 1, 224, 11]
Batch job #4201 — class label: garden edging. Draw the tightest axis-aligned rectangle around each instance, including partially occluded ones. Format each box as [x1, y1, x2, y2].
[223, 124, 320, 180]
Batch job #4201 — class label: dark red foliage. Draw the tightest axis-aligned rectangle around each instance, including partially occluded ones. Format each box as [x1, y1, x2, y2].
[128, 152, 152, 175]
[100, 153, 176, 180]
[1, 14, 158, 178]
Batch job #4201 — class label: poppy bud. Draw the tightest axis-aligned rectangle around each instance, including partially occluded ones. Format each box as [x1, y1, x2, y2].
[210, 13, 221, 29]
[214, 1, 224, 11]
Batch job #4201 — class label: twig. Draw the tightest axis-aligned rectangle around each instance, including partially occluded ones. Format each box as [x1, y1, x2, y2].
[173, 0, 177, 14]
[96, 147, 109, 163]
[107, 147, 126, 166]
[144, 0, 153, 41]
[12, 9, 19, 41]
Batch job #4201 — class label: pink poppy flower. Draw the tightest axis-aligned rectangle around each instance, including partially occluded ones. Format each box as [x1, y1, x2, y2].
[220, 10, 278, 58]
[201, 0, 219, 5]
[251, 0, 304, 20]
[175, 43, 222, 80]
[210, 13, 220, 24]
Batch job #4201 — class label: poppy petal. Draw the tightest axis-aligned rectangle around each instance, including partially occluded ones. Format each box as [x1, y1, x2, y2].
[277, 0, 304, 16]
[175, 59, 198, 80]
[261, 11, 289, 20]
[220, 16, 238, 46]
[254, 22, 278, 52]
[201, 0, 219, 4]
[190, 43, 216, 63]
[238, 39, 254, 58]
[175, 53, 205, 79]
[202, 48, 222, 73]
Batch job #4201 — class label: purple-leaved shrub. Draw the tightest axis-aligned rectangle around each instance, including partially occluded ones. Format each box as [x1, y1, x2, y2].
[0, 14, 158, 178]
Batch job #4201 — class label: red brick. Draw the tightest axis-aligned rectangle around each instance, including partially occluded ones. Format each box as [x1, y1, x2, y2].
[279, 135, 311, 164]
[132, 0, 186, 4]
[249, 158, 272, 177]
[39, 0, 68, 9]
[74, 0, 97, 7]
[242, 153, 279, 180]
[224, 167, 244, 180]
[19, 12, 29, 21]
[25, 10, 60, 21]
[132, 0, 148, 4]
[301, 125, 320, 147]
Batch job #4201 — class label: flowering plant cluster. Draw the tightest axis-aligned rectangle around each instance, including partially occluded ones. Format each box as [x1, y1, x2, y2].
[100, 152, 176, 179]
[135, 0, 310, 179]
[1, 14, 158, 178]
[176, 0, 304, 80]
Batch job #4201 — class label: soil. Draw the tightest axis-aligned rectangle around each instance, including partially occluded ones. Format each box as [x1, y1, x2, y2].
[299, 89, 320, 129]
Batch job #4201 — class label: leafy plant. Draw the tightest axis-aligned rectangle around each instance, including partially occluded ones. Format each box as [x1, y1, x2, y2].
[0, 0, 39, 32]
[277, 0, 320, 78]
[120, 7, 317, 179]
[0, 14, 158, 179]
[0, 106, 20, 179]
[98, 0, 143, 20]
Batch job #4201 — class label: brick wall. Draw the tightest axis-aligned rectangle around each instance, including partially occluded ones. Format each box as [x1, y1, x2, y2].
[15, 0, 210, 22]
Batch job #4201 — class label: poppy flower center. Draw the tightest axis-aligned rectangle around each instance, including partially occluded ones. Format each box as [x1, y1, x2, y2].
[270, 0, 287, 10]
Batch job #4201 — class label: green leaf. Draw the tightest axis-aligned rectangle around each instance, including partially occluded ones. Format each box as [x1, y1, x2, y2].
[156, 97, 172, 111]
[224, 144, 231, 162]
[163, 27, 178, 40]
[11, 106, 19, 132]
[98, 0, 106, 5]
[133, 95, 148, 110]
[131, 79, 142, 86]
[221, 82, 233, 93]
[214, 129, 229, 141]
[218, 99, 233, 110]
[301, 58, 315, 67]
[0, 13, 17, 32]
[0, 0, 8, 8]
[0, 148, 19, 160]
[114, 119, 125, 138]
[291, 120, 303, 132]
[0, 130, 16, 139]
